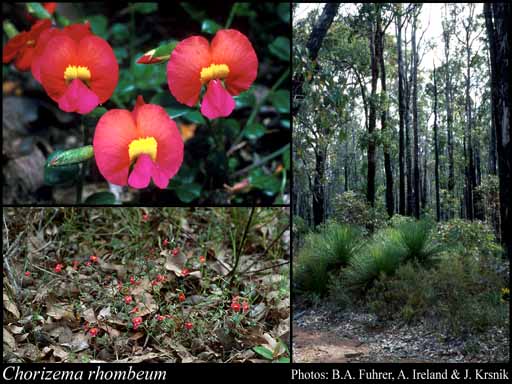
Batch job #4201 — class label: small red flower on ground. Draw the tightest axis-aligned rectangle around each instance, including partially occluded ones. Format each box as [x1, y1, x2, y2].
[2, 19, 52, 71]
[178, 292, 186, 302]
[151, 280, 159, 286]
[54, 263, 63, 273]
[85, 261, 92, 267]
[90, 255, 98, 263]
[132, 316, 143, 330]
[93, 96, 184, 189]
[199, 255, 206, 264]
[156, 274, 166, 282]
[124, 295, 133, 304]
[242, 301, 250, 313]
[24, 271, 31, 277]
[88, 327, 99, 337]
[163, 239, 169, 246]
[156, 315, 165, 321]
[142, 213, 149, 222]
[130, 306, 139, 314]
[172, 247, 180, 256]
[129, 276, 136, 285]
[167, 29, 258, 119]
[72, 260, 80, 270]
[231, 302, 241, 312]
[181, 268, 190, 277]
[184, 322, 193, 330]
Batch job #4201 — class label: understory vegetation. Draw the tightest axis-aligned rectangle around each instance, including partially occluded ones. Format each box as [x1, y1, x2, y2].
[294, 193, 509, 337]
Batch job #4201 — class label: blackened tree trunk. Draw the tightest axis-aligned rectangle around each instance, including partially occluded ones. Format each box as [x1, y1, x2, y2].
[485, 3, 512, 259]
[433, 64, 441, 221]
[312, 146, 326, 227]
[405, 23, 414, 216]
[396, 7, 406, 215]
[412, 8, 420, 218]
[377, 10, 394, 217]
[292, 3, 340, 117]
[367, 13, 379, 207]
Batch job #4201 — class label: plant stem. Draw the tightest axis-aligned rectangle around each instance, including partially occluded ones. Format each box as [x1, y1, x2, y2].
[229, 207, 255, 283]
[225, 3, 238, 29]
[3, 21, 19, 38]
[76, 117, 87, 204]
[232, 144, 289, 178]
[231, 67, 290, 149]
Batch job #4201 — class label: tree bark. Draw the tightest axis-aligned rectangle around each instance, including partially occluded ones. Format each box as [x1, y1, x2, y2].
[485, 3, 512, 259]
[312, 146, 326, 227]
[292, 3, 340, 117]
[367, 10, 379, 207]
[433, 65, 441, 221]
[396, 7, 406, 215]
[412, 8, 420, 219]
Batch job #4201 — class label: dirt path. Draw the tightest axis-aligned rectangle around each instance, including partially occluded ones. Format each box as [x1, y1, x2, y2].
[292, 306, 509, 363]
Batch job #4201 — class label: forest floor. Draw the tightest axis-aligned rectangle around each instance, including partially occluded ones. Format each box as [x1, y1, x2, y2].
[293, 304, 509, 363]
[3, 208, 290, 363]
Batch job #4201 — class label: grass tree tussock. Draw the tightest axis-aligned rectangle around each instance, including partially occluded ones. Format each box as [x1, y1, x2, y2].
[294, 222, 361, 295]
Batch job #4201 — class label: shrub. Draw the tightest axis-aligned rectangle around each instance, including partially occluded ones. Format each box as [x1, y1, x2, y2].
[294, 222, 361, 295]
[332, 191, 386, 235]
[396, 219, 441, 265]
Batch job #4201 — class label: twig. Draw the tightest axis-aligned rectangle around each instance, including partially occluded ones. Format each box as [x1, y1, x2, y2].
[246, 261, 290, 275]
[225, 3, 238, 29]
[231, 144, 289, 178]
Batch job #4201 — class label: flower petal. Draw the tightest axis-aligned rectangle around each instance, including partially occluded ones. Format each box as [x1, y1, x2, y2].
[3, 32, 28, 63]
[14, 47, 35, 71]
[128, 154, 153, 189]
[40, 35, 77, 101]
[135, 104, 184, 181]
[93, 109, 137, 186]
[200, 79, 235, 119]
[132, 94, 146, 121]
[31, 27, 59, 82]
[211, 29, 258, 95]
[78, 35, 119, 103]
[167, 36, 211, 106]
[58, 78, 99, 114]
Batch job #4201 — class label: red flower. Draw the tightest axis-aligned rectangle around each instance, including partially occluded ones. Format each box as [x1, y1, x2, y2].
[3, 19, 52, 71]
[24, 271, 31, 277]
[199, 255, 206, 264]
[178, 292, 186, 302]
[184, 322, 193, 330]
[151, 280, 159, 286]
[129, 276, 141, 285]
[172, 247, 180, 256]
[181, 268, 190, 277]
[231, 302, 241, 312]
[85, 261, 92, 267]
[163, 239, 169, 247]
[88, 327, 99, 337]
[132, 316, 143, 330]
[242, 301, 250, 313]
[26, 3, 57, 24]
[124, 295, 133, 304]
[54, 263, 63, 273]
[90, 255, 98, 263]
[167, 29, 258, 119]
[156, 314, 165, 321]
[156, 274, 166, 282]
[130, 306, 139, 314]
[93, 96, 184, 189]
[36, 30, 118, 114]
[72, 260, 80, 270]
[142, 213, 149, 222]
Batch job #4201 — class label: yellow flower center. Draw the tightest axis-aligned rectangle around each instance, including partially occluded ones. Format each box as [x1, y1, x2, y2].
[200, 63, 230, 84]
[64, 65, 91, 83]
[128, 137, 158, 162]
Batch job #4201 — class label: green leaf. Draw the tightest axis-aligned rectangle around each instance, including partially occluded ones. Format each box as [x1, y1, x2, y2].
[271, 90, 290, 113]
[249, 169, 281, 196]
[87, 15, 108, 39]
[253, 346, 274, 360]
[243, 123, 266, 140]
[182, 110, 206, 125]
[280, 119, 290, 129]
[133, 58, 167, 90]
[44, 151, 79, 186]
[277, 356, 290, 363]
[201, 19, 221, 35]
[3, 21, 19, 38]
[218, 118, 240, 139]
[110, 23, 129, 43]
[150, 92, 194, 118]
[283, 149, 290, 170]
[268, 36, 290, 62]
[175, 183, 202, 203]
[113, 47, 128, 62]
[277, 3, 290, 23]
[48, 146, 94, 167]
[234, 91, 255, 109]
[132, 3, 158, 14]
[84, 192, 116, 205]
[26, 3, 51, 19]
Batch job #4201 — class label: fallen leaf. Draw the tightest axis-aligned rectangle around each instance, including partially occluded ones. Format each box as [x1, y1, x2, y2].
[3, 292, 20, 319]
[4, 328, 16, 350]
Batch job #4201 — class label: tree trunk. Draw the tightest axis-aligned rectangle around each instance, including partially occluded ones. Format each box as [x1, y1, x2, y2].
[377, 10, 394, 217]
[412, 8, 420, 219]
[396, 7, 406, 215]
[367, 12, 379, 207]
[433, 65, 441, 221]
[313, 147, 326, 227]
[485, 3, 512, 259]
[292, 3, 340, 116]
[465, 19, 475, 220]
[405, 23, 414, 216]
